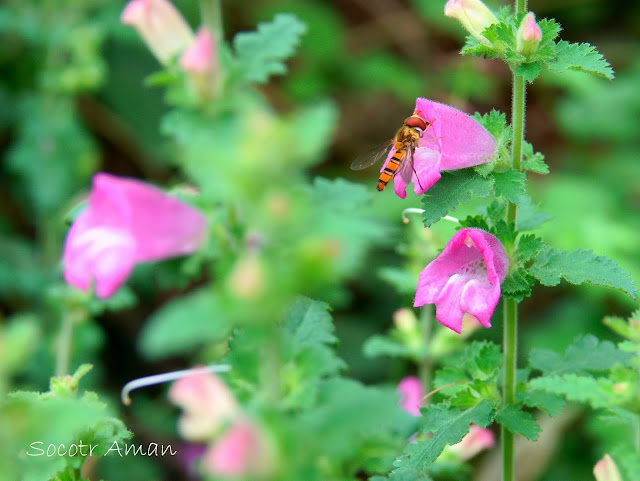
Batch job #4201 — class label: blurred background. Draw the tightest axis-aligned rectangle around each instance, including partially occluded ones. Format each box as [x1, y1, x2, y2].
[1, 0, 639, 480]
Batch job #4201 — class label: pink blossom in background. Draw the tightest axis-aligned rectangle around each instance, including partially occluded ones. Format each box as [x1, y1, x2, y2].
[121, 0, 194, 64]
[414, 228, 508, 333]
[450, 424, 495, 461]
[169, 371, 240, 442]
[397, 376, 424, 416]
[180, 28, 216, 74]
[202, 420, 272, 479]
[594, 454, 623, 481]
[63, 173, 206, 299]
[383, 98, 497, 199]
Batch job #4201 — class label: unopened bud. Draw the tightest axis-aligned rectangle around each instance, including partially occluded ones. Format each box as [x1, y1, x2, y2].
[180, 28, 219, 99]
[450, 424, 495, 461]
[393, 308, 418, 332]
[121, 0, 194, 65]
[228, 255, 265, 300]
[444, 0, 498, 46]
[517, 13, 542, 56]
[594, 454, 623, 481]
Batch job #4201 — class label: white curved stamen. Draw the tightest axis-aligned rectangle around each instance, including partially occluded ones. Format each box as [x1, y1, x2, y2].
[121, 364, 231, 405]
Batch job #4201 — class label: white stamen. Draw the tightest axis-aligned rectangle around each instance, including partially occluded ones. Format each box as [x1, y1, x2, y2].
[120, 364, 231, 405]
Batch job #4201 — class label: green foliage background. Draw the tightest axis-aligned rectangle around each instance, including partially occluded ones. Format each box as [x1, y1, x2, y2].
[1, 0, 639, 480]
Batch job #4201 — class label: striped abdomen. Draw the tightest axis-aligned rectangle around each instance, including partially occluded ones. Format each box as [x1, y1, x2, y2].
[377, 148, 406, 191]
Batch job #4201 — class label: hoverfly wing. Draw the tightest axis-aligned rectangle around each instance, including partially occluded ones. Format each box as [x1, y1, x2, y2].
[350, 140, 394, 171]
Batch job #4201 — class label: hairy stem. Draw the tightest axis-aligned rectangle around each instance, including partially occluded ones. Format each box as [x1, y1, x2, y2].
[418, 306, 433, 400]
[503, 2, 527, 479]
[55, 311, 74, 376]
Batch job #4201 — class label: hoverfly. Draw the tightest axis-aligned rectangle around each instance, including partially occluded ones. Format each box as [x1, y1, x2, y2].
[351, 114, 431, 192]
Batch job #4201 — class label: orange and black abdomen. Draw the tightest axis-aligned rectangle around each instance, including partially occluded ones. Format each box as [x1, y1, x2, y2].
[377, 149, 406, 191]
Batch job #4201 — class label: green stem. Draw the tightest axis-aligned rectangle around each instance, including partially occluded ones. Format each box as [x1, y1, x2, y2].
[418, 306, 433, 399]
[55, 311, 74, 376]
[200, 0, 223, 40]
[503, 1, 526, 478]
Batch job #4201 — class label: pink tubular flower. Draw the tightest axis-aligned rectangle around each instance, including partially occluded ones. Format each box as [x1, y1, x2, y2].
[450, 424, 495, 461]
[397, 377, 424, 416]
[63, 173, 206, 299]
[383, 98, 497, 199]
[180, 28, 216, 74]
[594, 454, 623, 481]
[414, 228, 508, 334]
[202, 420, 273, 479]
[168, 372, 240, 442]
[517, 13, 542, 55]
[121, 0, 194, 64]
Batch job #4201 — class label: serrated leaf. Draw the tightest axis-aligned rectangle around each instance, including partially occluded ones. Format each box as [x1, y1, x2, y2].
[472, 110, 508, 142]
[393, 401, 494, 472]
[233, 14, 307, 84]
[547, 40, 614, 80]
[496, 404, 540, 440]
[501, 268, 534, 302]
[611, 445, 640, 481]
[493, 169, 526, 204]
[283, 297, 336, 348]
[522, 390, 565, 417]
[459, 215, 491, 231]
[523, 156, 549, 174]
[517, 234, 545, 262]
[491, 220, 517, 246]
[529, 334, 633, 376]
[530, 247, 637, 299]
[421, 170, 494, 227]
[516, 62, 543, 83]
[516, 196, 553, 230]
[529, 374, 617, 409]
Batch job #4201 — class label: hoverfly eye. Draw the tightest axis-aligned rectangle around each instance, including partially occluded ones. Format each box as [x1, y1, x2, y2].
[414, 127, 424, 135]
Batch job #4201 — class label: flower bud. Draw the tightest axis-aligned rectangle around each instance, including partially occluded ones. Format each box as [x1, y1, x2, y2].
[450, 424, 495, 461]
[121, 0, 194, 65]
[397, 377, 424, 416]
[180, 28, 219, 99]
[594, 454, 623, 481]
[517, 12, 542, 56]
[393, 308, 418, 332]
[168, 371, 240, 442]
[444, 0, 498, 46]
[202, 420, 275, 479]
[228, 255, 265, 300]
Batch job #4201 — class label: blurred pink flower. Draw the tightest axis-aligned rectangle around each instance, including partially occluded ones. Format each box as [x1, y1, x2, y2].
[202, 420, 273, 479]
[414, 228, 508, 333]
[450, 424, 495, 460]
[517, 12, 542, 55]
[383, 98, 497, 199]
[444, 0, 498, 45]
[121, 0, 194, 64]
[397, 376, 424, 416]
[169, 371, 240, 442]
[180, 28, 216, 74]
[594, 454, 623, 481]
[63, 173, 206, 299]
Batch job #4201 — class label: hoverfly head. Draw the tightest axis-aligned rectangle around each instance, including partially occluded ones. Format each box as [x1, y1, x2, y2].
[404, 114, 428, 136]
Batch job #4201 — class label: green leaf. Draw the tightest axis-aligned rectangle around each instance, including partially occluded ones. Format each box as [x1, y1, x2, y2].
[283, 297, 336, 348]
[234, 14, 307, 84]
[603, 315, 640, 343]
[378, 267, 418, 296]
[517, 234, 545, 263]
[547, 41, 614, 80]
[421, 170, 494, 227]
[522, 142, 549, 174]
[516, 62, 543, 83]
[138, 288, 231, 359]
[493, 169, 526, 204]
[472, 109, 508, 141]
[459, 341, 502, 380]
[495, 404, 540, 440]
[459, 215, 491, 231]
[529, 335, 633, 376]
[393, 401, 495, 472]
[611, 445, 640, 481]
[530, 247, 638, 299]
[522, 390, 565, 417]
[363, 336, 416, 360]
[501, 268, 534, 302]
[529, 374, 618, 409]
[516, 196, 553, 230]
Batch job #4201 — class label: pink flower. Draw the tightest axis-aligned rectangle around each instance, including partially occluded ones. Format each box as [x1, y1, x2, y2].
[517, 13, 542, 55]
[121, 0, 194, 64]
[444, 0, 498, 46]
[450, 424, 495, 460]
[168, 371, 240, 442]
[180, 28, 216, 74]
[414, 228, 508, 333]
[63, 173, 206, 299]
[202, 420, 273, 479]
[383, 98, 497, 199]
[594, 454, 623, 481]
[397, 376, 424, 416]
